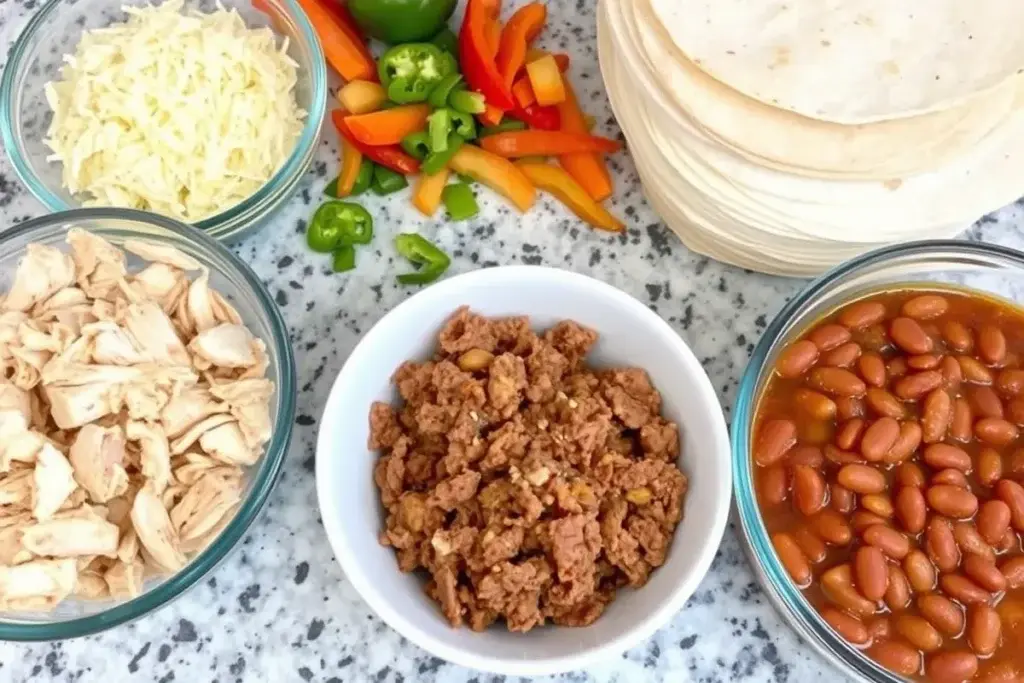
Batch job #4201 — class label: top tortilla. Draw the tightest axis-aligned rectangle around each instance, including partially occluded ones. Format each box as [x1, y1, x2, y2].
[648, 0, 1024, 124]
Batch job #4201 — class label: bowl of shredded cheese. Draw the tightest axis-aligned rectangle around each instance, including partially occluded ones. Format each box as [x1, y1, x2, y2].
[0, 0, 327, 241]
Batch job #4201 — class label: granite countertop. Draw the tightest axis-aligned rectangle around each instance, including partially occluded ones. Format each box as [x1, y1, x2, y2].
[2, 1, 1023, 682]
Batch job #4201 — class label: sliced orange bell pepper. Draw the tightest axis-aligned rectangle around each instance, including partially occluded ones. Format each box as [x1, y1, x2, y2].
[343, 105, 431, 146]
[495, 3, 547, 89]
[479, 104, 505, 127]
[338, 138, 363, 196]
[516, 162, 622, 232]
[526, 55, 566, 106]
[555, 78, 612, 201]
[512, 78, 535, 108]
[294, 0, 376, 82]
[338, 80, 386, 115]
[412, 168, 452, 217]
[484, 17, 502, 60]
[480, 0, 501, 16]
[331, 110, 421, 174]
[449, 144, 535, 212]
[481, 131, 621, 157]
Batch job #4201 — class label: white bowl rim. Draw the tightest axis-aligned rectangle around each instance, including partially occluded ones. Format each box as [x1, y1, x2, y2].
[315, 265, 732, 676]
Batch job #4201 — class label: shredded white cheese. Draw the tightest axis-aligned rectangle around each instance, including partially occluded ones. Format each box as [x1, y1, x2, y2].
[44, 0, 306, 222]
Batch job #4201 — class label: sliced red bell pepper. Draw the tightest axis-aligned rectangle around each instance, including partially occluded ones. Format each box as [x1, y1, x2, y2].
[495, 3, 547, 89]
[511, 102, 560, 130]
[331, 110, 420, 175]
[459, 0, 516, 111]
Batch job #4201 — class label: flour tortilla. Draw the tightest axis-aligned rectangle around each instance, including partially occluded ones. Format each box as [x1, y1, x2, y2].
[617, 0, 1020, 180]
[648, 0, 1024, 124]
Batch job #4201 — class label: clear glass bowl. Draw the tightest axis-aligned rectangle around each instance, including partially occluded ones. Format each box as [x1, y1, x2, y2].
[0, 0, 327, 242]
[731, 240, 1024, 682]
[0, 208, 295, 640]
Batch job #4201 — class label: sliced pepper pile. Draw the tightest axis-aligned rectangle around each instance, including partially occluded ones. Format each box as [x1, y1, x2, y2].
[296, 0, 623, 285]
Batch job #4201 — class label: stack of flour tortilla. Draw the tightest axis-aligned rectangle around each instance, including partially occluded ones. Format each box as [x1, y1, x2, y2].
[597, 0, 1024, 276]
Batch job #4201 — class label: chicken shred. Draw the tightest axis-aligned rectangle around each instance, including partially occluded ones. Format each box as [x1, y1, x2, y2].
[0, 230, 275, 612]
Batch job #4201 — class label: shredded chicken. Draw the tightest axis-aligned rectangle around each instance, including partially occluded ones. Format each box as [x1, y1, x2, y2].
[0, 230, 275, 612]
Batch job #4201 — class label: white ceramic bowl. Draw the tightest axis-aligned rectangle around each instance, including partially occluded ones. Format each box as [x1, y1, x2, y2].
[315, 266, 731, 676]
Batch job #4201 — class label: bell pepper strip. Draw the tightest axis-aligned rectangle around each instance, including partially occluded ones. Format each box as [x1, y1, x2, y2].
[510, 54, 568, 108]
[307, 200, 374, 252]
[448, 144, 535, 212]
[401, 132, 432, 160]
[481, 130, 621, 157]
[479, 104, 505, 127]
[450, 90, 486, 115]
[526, 55, 566, 106]
[372, 165, 409, 195]
[480, 0, 501, 16]
[480, 118, 527, 137]
[337, 137, 364, 196]
[484, 17, 502, 60]
[394, 233, 451, 285]
[338, 80, 387, 115]
[442, 183, 480, 220]
[332, 245, 357, 273]
[321, 0, 375, 59]
[379, 44, 457, 104]
[422, 133, 465, 175]
[510, 102, 560, 130]
[495, 3, 547, 89]
[516, 162, 622, 232]
[459, 0, 516, 111]
[294, 0, 376, 82]
[555, 79, 612, 201]
[331, 110, 421, 174]
[351, 159, 375, 195]
[448, 109, 477, 139]
[428, 73, 464, 108]
[526, 48, 569, 68]
[431, 28, 459, 57]
[428, 109, 453, 152]
[411, 167, 451, 217]
[344, 104, 431, 146]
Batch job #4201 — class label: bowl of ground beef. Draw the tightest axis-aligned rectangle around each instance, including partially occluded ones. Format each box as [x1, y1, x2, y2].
[315, 266, 731, 676]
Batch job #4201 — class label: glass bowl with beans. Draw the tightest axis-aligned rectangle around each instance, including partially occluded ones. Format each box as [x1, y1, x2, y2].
[733, 240, 1024, 683]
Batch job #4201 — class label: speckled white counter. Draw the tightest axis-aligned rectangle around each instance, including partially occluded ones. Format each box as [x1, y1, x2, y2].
[2, 1, 1023, 681]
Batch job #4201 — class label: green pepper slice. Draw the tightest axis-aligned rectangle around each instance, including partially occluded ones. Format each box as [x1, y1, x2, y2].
[447, 108, 477, 139]
[480, 119, 528, 137]
[449, 89, 486, 115]
[332, 245, 357, 273]
[428, 73, 464, 108]
[431, 27, 458, 56]
[400, 132, 432, 161]
[307, 201, 374, 253]
[442, 183, 479, 221]
[379, 44, 456, 104]
[351, 159, 375, 196]
[428, 108, 452, 152]
[372, 165, 409, 195]
[323, 176, 341, 198]
[394, 233, 450, 285]
[421, 132, 464, 175]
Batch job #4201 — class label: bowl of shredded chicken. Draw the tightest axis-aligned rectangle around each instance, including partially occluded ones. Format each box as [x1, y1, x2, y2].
[0, 209, 293, 633]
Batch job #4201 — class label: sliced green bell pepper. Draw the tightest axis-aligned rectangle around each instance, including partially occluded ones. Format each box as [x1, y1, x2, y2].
[449, 89, 486, 115]
[400, 132, 432, 161]
[428, 108, 452, 152]
[307, 201, 373, 253]
[442, 183, 479, 221]
[431, 28, 458, 56]
[428, 73, 463, 108]
[332, 245, 357, 273]
[379, 43, 456, 104]
[421, 133, 464, 175]
[372, 165, 409, 196]
[447, 108, 477, 139]
[394, 233, 450, 285]
[349, 0, 457, 45]
[480, 119, 528, 137]
[351, 159, 375, 196]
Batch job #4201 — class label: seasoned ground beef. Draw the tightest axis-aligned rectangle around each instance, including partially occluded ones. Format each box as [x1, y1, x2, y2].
[370, 307, 688, 632]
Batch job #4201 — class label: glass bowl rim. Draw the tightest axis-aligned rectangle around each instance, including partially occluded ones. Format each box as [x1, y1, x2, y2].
[730, 238, 1024, 681]
[0, 0, 328, 238]
[0, 207, 296, 641]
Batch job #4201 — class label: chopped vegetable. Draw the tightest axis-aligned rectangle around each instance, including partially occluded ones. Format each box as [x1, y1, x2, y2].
[332, 245, 357, 273]
[422, 133, 465, 175]
[428, 109, 452, 152]
[344, 104, 431, 146]
[332, 110, 421, 174]
[510, 53, 568, 108]
[294, 0, 376, 81]
[481, 130, 621, 157]
[484, 17, 502, 60]
[479, 104, 505, 127]
[448, 109, 477, 139]
[401, 131, 432, 160]
[338, 80, 387, 115]
[442, 183, 480, 220]
[480, 119, 527, 137]
[449, 144, 536, 212]
[338, 137, 364, 196]
[431, 28, 459, 56]
[412, 168, 451, 217]
[372, 165, 409, 195]
[348, 0, 457, 45]
[526, 55, 566, 106]
[379, 43, 457, 103]
[555, 79, 612, 201]
[459, 0, 516, 111]
[450, 89, 486, 115]
[351, 159, 375, 195]
[495, 3, 546, 89]
[395, 233, 451, 285]
[308, 201, 374, 252]
[428, 73, 464, 108]
[516, 162, 622, 232]
[510, 102, 559, 130]
[324, 177, 340, 197]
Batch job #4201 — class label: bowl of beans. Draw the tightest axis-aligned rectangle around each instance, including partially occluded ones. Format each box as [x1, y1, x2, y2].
[734, 240, 1024, 683]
